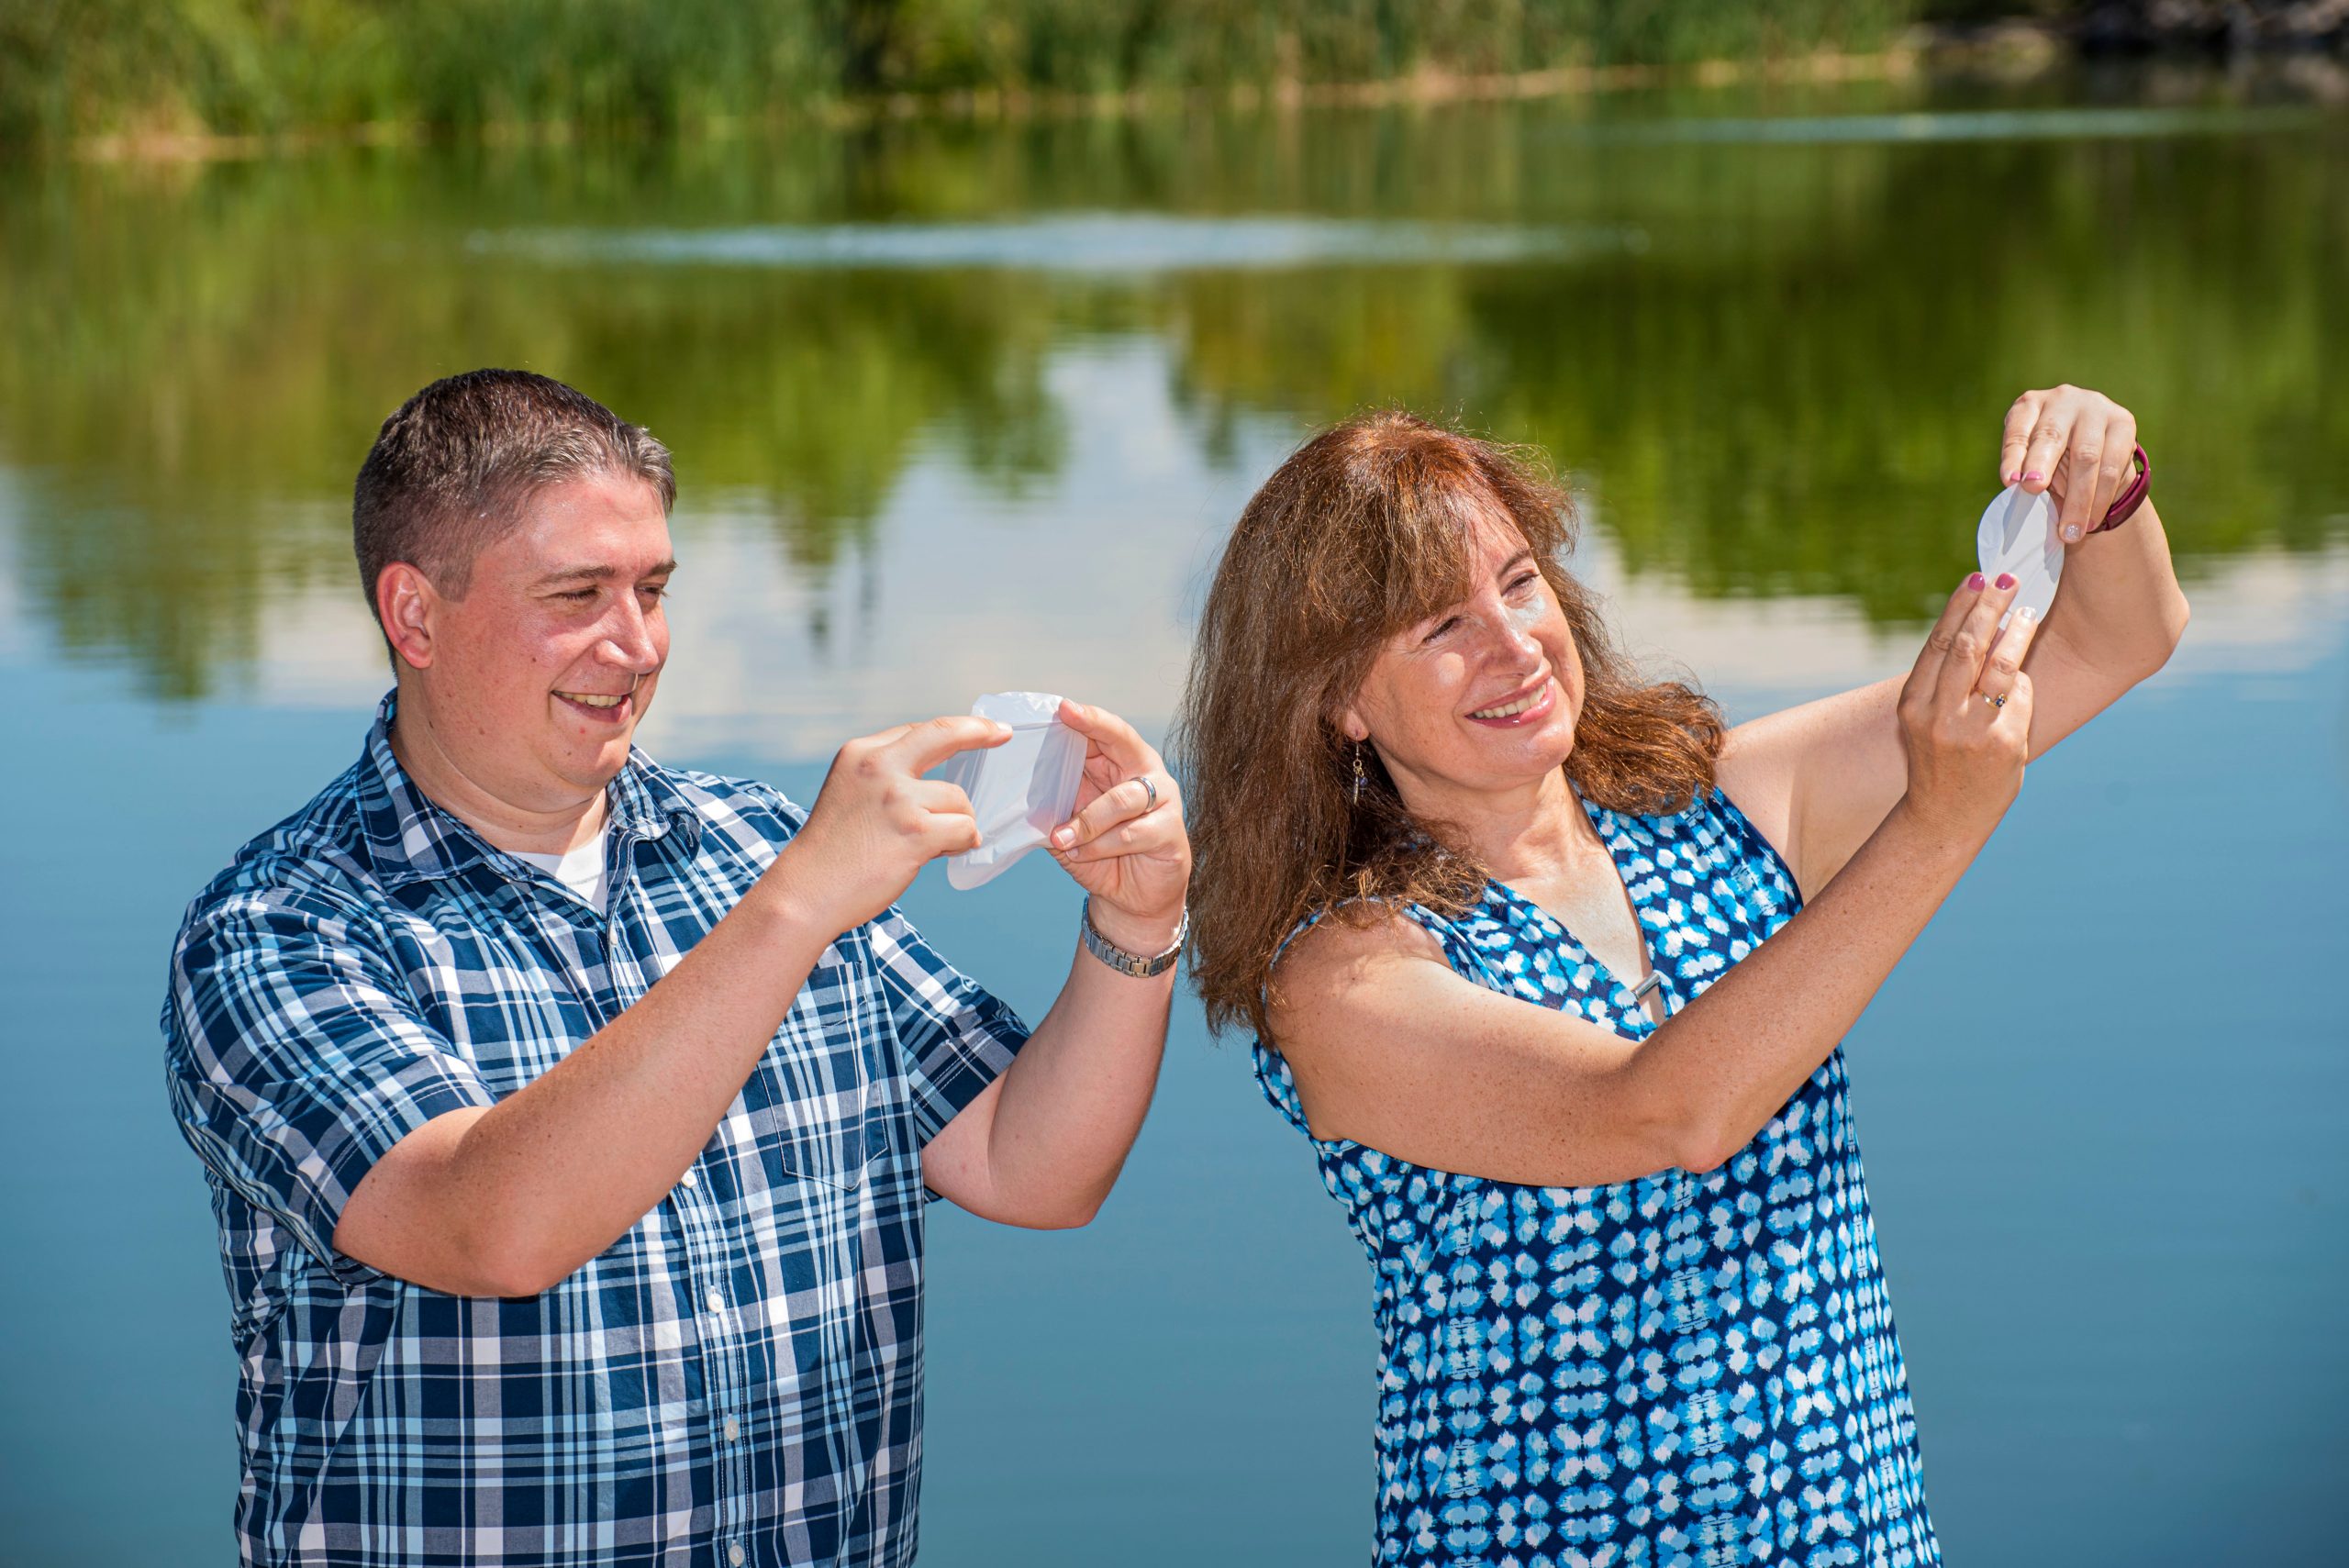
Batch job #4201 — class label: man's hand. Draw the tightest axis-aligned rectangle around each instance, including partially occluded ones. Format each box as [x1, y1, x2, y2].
[1045, 700, 1191, 951]
[774, 716, 1011, 939]
[922, 698, 1186, 1229]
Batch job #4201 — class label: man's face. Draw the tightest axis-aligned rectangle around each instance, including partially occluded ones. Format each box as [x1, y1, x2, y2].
[409, 473, 674, 815]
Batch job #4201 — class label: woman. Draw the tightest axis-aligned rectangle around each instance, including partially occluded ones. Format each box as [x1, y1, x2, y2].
[1174, 389, 2187, 1566]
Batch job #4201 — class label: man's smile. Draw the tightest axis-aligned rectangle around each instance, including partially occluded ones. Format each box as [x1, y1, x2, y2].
[555, 686, 636, 721]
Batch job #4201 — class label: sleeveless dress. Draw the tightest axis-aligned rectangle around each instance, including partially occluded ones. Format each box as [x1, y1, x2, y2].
[1253, 788, 1941, 1568]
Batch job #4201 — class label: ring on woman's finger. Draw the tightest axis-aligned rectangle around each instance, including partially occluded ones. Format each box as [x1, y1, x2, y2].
[1978, 691, 2007, 709]
[1139, 773, 1158, 811]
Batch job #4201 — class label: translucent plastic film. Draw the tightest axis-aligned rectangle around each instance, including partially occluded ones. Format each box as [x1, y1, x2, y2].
[936, 691, 1087, 890]
[1976, 483, 2065, 629]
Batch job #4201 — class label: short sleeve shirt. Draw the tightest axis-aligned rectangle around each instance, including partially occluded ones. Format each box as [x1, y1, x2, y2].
[162, 694, 1030, 1568]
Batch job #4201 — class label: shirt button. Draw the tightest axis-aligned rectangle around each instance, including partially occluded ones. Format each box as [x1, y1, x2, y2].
[723, 1414, 740, 1441]
[679, 1169, 699, 1190]
[728, 1545, 745, 1567]
[705, 1289, 725, 1315]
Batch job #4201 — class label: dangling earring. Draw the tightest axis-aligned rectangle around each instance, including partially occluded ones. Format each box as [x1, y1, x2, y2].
[1352, 740, 1365, 806]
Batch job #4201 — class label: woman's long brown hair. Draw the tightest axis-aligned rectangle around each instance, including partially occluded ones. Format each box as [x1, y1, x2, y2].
[1172, 411, 1725, 1041]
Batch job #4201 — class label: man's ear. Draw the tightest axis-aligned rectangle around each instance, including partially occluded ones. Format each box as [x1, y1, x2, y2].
[378, 563, 440, 671]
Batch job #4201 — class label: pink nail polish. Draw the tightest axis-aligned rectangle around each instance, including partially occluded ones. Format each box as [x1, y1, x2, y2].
[2003, 471, 2020, 485]
[1965, 572, 1986, 591]
[1995, 573, 2016, 590]
[2023, 471, 2044, 485]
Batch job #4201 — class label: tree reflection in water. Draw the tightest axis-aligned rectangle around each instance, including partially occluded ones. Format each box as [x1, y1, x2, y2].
[1, 82, 2342, 700]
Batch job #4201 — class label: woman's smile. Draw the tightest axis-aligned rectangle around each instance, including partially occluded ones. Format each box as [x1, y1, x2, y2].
[1466, 675, 1555, 727]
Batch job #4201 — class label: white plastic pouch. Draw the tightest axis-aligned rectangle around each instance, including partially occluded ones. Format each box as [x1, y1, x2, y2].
[1976, 483, 2065, 629]
[936, 691, 1088, 891]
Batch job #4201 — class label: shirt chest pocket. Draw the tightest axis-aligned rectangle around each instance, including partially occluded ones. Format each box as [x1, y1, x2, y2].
[739, 936, 883, 1192]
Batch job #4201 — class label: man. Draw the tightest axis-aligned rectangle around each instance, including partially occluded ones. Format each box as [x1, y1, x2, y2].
[163, 370, 1188, 1567]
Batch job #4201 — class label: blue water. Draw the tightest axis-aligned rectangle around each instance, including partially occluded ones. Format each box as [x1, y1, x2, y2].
[1548, 104, 2327, 145]
[469, 216, 1647, 272]
[6, 550, 2343, 1563]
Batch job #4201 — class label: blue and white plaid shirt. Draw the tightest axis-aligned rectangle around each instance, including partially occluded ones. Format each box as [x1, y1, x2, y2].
[163, 695, 1030, 1568]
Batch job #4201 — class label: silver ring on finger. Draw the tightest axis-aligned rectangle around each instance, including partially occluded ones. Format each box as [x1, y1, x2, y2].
[1139, 773, 1158, 812]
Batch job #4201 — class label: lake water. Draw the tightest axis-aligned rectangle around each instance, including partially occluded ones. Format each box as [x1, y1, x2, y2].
[1, 64, 2344, 1567]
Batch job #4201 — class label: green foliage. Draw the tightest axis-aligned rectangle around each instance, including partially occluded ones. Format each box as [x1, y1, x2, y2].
[819, 0, 1924, 97]
[3, 85, 2342, 699]
[0, 0, 853, 144]
[0, 0, 1928, 148]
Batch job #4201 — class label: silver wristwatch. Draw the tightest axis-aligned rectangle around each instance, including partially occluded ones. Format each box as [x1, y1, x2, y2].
[1078, 898, 1187, 978]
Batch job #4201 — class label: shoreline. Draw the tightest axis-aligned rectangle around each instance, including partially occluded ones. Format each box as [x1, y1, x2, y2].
[63, 27, 1998, 166]
[57, 21, 2347, 166]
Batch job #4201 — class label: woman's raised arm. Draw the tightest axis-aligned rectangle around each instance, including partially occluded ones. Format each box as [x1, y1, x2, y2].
[1271, 575, 2040, 1188]
[1716, 384, 2189, 901]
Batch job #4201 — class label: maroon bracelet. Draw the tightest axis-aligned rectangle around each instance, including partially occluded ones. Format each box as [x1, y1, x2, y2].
[2090, 443, 2152, 533]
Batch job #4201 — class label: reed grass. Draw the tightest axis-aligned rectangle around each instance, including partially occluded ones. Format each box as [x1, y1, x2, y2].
[1, 0, 1928, 150]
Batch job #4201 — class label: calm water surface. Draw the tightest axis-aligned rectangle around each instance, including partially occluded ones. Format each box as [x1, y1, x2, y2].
[1, 65, 2344, 1567]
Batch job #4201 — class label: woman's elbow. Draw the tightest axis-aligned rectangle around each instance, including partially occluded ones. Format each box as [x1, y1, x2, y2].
[1623, 1087, 1739, 1178]
[2154, 589, 2191, 672]
[2131, 586, 2192, 683]
[1664, 1095, 1759, 1175]
[1673, 1124, 1742, 1177]
[2091, 587, 2189, 696]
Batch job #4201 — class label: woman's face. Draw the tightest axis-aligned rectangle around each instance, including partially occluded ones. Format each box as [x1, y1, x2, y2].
[1341, 509, 1584, 811]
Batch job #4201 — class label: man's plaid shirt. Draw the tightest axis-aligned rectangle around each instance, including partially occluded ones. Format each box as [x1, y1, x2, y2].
[163, 695, 1029, 1568]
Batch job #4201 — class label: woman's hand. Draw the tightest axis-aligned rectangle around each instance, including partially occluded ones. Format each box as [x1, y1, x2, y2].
[1046, 700, 1191, 951]
[1893, 573, 2043, 843]
[1999, 384, 2141, 546]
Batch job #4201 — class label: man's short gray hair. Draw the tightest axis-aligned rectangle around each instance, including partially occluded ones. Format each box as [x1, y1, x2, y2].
[353, 369, 675, 630]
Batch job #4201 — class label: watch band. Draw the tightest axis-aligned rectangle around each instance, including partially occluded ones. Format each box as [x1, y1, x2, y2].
[1078, 898, 1187, 978]
[2090, 443, 2152, 534]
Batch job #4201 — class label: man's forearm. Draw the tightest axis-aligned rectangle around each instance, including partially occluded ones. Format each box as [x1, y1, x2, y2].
[941, 913, 1177, 1229]
[336, 869, 837, 1296]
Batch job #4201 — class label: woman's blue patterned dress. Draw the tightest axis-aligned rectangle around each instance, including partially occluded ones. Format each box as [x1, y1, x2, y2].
[1253, 789, 1941, 1568]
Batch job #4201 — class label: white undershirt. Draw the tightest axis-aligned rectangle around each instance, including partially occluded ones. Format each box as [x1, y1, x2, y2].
[510, 828, 611, 914]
